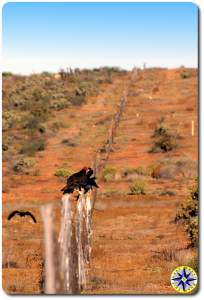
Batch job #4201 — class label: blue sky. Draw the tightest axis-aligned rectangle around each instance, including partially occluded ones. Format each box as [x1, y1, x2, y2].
[2, 2, 198, 74]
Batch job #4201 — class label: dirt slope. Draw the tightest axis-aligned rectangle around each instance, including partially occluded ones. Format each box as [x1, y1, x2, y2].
[87, 68, 198, 294]
[2, 68, 198, 294]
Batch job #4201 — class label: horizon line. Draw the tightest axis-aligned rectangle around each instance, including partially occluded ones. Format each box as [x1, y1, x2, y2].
[2, 64, 198, 76]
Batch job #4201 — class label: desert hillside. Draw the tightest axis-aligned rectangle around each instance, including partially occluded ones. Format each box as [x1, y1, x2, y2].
[2, 67, 198, 294]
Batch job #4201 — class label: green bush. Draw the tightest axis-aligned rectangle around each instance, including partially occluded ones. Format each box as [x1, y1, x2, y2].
[175, 179, 198, 247]
[129, 180, 146, 195]
[54, 168, 72, 178]
[103, 166, 117, 182]
[13, 157, 36, 173]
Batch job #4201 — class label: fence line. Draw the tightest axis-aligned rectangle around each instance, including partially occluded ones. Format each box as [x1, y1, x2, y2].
[41, 75, 132, 293]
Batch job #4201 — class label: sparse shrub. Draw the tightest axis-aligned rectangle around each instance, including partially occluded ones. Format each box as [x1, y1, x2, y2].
[20, 139, 45, 155]
[54, 168, 72, 178]
[2, 143, 9, 151]
[181, 71, 191, 79]
[150, 165, 161, 178]
[70, 94, 86, 106]
[160, 190, 176, 196]
[175, 179, 198, 247]
[61, 139, 77, 147]
[23, 115, 47, 134]
[123, 166, 146, 177]
[2, 72, 13, 77]
[129, 180, 146, 195]
[77, 80, 99, 96]
[149, 119, 177, 153]
[13, 157, 36, 173]
[51, 121, 64, 132]
[150, 165, 173, 179]
[153, 248, 176, 262]
[103, 166, 117, 182]
[23, 115, 40, 130]
[3, 111, 21, 131]
[38, 125, 46, 134]
[152, 118, 167, 138]
[75, 86, 86, 96]
[150, 133, 177, 153]
[50, 98, 71, 110]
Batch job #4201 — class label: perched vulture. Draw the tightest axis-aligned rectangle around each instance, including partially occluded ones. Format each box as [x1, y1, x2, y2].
[61, 166, 99, 194]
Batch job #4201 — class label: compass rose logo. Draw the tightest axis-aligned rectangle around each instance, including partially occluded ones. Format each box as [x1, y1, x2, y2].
[171, 266, 198, 294]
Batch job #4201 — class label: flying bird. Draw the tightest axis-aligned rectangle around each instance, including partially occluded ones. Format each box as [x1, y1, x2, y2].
[7, 210, 37, 223]
[61, 166, 99, 195]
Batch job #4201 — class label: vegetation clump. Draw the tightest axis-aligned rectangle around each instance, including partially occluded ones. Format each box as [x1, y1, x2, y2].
[54, 168, 72, 178]
[181, 71, 191, 79]
[103, 166, 117, 182]
[20, 139, 45, 155]
[129, 180, 146, 195]
[175, 179, 198, 247]
[149, 118, 177, 153]
[123, 166, 146, 177]
[13, 157, 36, 174]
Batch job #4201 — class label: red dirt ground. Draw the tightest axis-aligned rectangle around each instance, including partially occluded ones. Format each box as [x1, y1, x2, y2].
[2, 68, 198, 294]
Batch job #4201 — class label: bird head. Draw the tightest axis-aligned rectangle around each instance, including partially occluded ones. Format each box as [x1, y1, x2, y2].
[83, 166, 88, 174]
[87, 167, 94, 177]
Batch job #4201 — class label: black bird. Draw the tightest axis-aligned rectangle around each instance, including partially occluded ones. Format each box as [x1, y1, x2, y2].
[61, 166, 99, 194]
[7, 210, 37, 223]
[82, 176, 99, 193]
[61, 166, 89, 194]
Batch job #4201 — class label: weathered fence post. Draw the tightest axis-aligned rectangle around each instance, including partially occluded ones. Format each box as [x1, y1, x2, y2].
[58, 191, 93, 294]
[41, 204, 56, 294]
[58, 194, 79, 293]
[76, 190, 92, 290]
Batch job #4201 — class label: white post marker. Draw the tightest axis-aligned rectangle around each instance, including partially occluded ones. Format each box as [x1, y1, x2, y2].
[191, 120, 194, 137]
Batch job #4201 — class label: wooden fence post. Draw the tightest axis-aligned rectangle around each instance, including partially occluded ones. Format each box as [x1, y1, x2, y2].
[58, 194, 79, 293]
[58, 191, 93, 294]
[41, 204, 56, 294]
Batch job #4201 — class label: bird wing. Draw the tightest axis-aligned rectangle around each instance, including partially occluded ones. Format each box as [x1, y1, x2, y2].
[7, 210, 20, 220]
[25, 211, 37, 223]
[66, 169, 85, 185]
